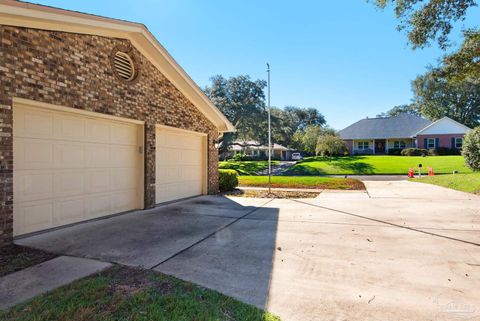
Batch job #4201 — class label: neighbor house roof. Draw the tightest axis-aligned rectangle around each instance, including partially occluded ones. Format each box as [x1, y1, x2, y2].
[416, 116, 471, 135]
[339, 113, 432, 140]
[0, 0, 235, 132]
[230, 141, 291, 151]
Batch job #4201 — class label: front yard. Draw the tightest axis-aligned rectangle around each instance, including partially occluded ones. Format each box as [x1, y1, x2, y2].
[219, 160, 279, 175]
[411, 172, 480, 194]
[1, 265, 279, 321]
[238, 176, 365, 190]
[285, 155, 470, 175]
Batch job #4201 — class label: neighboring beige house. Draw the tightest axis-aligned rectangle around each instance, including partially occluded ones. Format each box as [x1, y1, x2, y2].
[0, 1, 234, 246]
[226, 140, 294, 160]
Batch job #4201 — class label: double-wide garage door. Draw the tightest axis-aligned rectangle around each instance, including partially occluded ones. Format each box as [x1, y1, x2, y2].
[13, 103, 143, 236]
[13, 101, 207, 236]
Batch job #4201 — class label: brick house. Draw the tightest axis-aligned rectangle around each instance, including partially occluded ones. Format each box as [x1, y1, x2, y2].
[0, 1, 234, 246]
[339, 113, 471, 155]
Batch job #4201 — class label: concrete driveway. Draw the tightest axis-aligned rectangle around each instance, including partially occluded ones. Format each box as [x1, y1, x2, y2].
[17, 181, 480, 321]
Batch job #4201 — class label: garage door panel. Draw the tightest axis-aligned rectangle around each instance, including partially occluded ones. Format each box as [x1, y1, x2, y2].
[157, 181, 201, 202]
[180, 150, 201, 165]
[85, 144, 111, 168]
[85, 194, 112, 219]
[54, 142, 85, 169]
[110, 145, 138, 168]
[14, 139, 53, 170]
[53, 171, 85, 198]
[156, 166, 181, 184]
[110, 123, 138, 146]
[14, 108, 54, 139]
[86, 170, 111, 193]
[14, 201, 53, 235]
[13, 104, 142, 236]
[111, 190, 137, 212]
[54, 114, 86, 141]
[156, 150, 180, 166]
[180, 166, 202, 180]
[156, 127, 205, 204]
[85, 119, 111, 144]
[110, 169, 137, 190]
[53, 197, 85, 226]
[14, 172, 54, 202]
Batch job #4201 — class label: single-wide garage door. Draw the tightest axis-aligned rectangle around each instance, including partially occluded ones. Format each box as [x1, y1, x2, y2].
[156, 126, 205, 203]
[13, 103, 143, 236]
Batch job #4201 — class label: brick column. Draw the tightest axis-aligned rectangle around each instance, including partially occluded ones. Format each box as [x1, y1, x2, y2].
[0, 97, 13, 246]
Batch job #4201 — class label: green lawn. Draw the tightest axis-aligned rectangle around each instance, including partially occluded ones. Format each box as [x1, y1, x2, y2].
[285, 155, 471, 175]
[0, 266, 279, 321]
[239, 176, 365, 190]
[411, 173, 480, 194]
[219, 160, 279, 175]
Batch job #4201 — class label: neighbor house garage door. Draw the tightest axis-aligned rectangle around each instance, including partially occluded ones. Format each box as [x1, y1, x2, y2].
[13, 102, 143, 236]
[156, 126, 206, 203]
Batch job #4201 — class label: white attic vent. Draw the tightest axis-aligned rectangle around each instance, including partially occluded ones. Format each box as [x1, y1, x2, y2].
[113, 51, 136, 81]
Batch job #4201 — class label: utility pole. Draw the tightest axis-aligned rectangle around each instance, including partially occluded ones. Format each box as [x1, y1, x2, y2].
[267, 63, 271, 194]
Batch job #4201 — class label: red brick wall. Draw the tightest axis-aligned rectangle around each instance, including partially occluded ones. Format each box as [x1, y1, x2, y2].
[417, 134, 465, 149]
[0, 26, 220, 246]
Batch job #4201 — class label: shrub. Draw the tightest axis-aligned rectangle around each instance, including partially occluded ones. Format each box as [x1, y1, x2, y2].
[428, 147, 461, 156]
[218, 169, 239, 191]
[427, 148, 438, 156]
[315, 135, 348, 156]
[462, 127, 480, 171]
[401, 148, 428, 156]
[231, 153, 253, 161]
[387, 148, 403, 156]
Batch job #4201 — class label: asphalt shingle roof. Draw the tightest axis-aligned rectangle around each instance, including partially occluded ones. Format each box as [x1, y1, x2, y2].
[338, 113, 432, 140]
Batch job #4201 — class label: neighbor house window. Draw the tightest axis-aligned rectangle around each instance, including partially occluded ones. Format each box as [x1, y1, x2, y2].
[455, 137, 463, 149]
[358, 141, 369, 150]
[393, 141, 406, 149]
[427, 138, 436, 148]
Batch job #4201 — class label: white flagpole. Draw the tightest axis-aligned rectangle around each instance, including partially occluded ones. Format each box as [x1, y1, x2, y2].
[267, 63, 271, 194]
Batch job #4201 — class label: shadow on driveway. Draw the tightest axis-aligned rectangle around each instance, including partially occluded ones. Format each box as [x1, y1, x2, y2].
[16, 195, 280, 309]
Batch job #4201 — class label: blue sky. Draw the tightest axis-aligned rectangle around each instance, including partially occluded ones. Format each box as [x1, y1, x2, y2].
[33, 1, 479, 129]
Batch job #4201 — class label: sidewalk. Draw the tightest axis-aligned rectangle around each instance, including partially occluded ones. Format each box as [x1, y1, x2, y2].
[0, 256, 111, 310]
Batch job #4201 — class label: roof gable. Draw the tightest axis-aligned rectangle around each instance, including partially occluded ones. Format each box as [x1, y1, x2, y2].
[0, 0, 234, 132]
[339, 113, 431, 140]
[416, 117, 471, 135]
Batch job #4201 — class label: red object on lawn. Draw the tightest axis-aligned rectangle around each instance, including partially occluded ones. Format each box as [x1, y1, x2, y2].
[408, 168, 414, 178]
[428, 167, 435, 176]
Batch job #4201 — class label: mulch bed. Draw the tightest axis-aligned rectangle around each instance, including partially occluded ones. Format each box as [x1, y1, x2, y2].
[0, 244, 57, 277]
[222, 189, 321, 199]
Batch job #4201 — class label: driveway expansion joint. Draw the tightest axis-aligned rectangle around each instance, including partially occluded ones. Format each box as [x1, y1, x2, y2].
[149, 198, 275, 270]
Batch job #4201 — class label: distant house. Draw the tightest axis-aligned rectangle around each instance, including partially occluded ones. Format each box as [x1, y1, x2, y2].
[338, 114, 471, 155]
[225, 140, 294, 160]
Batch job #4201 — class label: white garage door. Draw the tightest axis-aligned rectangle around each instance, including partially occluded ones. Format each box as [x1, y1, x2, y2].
[13, 102, 143, 236]
[156, 126, 205, 203]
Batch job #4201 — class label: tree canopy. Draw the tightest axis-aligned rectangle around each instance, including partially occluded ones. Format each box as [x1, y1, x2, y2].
[377, 104, 421, 117]
[412, 67, 480, 128]
[204, 75, 327, 153]
[372, 0, 478, 49]
[441, 28, 480, 82]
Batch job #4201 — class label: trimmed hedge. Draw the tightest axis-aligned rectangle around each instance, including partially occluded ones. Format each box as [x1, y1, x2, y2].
[219, 169, 239, 192]
[401, 148, 428, 156]
[427, 147, 461, 156]
[387, 148, 403, 156]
